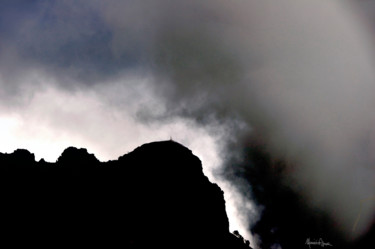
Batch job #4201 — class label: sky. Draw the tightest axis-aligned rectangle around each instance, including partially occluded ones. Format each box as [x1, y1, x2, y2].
[1, 1, 375, 248]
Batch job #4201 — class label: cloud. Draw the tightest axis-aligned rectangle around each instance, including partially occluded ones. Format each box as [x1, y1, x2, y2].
[1, 0, 375, 247]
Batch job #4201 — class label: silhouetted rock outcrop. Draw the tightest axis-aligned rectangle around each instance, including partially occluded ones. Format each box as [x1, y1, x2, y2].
[0, 141, 252, 248]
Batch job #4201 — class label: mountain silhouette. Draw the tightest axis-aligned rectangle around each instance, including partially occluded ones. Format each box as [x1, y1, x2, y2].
[0, 141, 252, 248]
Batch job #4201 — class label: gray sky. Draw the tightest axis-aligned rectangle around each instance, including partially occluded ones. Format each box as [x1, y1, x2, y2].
[1, 1, 375, 247]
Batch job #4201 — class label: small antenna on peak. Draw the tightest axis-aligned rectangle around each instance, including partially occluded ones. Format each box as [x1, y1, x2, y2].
[170, 136, 173, 141]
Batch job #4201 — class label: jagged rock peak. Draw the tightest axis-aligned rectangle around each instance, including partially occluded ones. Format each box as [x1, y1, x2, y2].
[0, 148, 36, 166]
[57, 146, 99, 164]
[0, 140, 253, 248]
[121, 140, 195, 158]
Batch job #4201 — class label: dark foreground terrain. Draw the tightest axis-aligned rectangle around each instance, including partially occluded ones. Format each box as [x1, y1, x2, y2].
[0, 141, 251, 248]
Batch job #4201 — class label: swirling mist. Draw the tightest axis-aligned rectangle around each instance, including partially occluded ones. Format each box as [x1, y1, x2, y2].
[1, 1, 375, 248]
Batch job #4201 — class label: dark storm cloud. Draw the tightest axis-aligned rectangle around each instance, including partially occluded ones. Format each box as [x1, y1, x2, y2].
[0, 0, 148, 90]
[1, 1, 375, 248]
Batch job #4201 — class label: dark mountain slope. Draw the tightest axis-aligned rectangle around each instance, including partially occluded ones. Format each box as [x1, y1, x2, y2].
[0, 141, 251, 248]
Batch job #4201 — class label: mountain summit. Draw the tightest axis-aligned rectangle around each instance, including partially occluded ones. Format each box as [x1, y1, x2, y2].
[0, 141, 252, 248]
